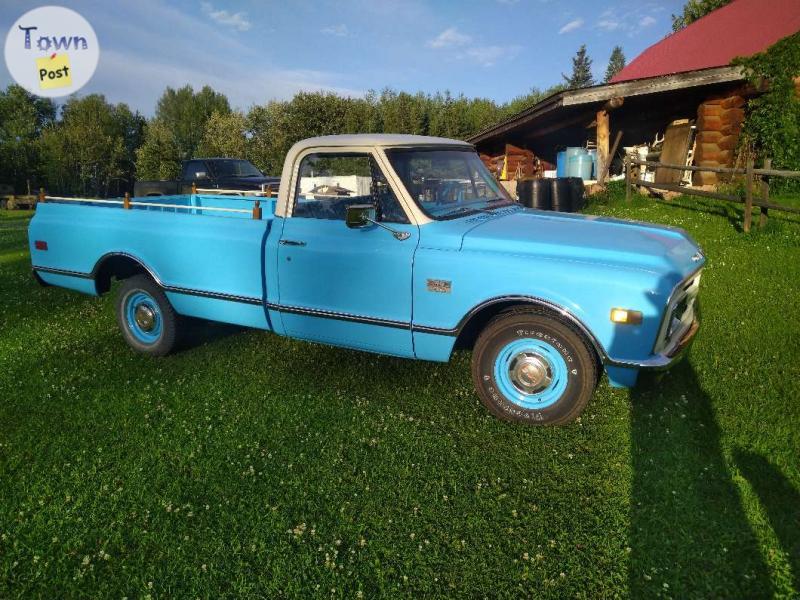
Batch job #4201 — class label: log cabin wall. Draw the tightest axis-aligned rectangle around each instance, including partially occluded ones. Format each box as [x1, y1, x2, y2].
[692, 89, 748, 185]
[694, 80, 800, 185]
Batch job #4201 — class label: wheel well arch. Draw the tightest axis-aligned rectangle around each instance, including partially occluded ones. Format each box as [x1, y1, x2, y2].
[92, 253, 157, 295]
[452, 297, 607, 363]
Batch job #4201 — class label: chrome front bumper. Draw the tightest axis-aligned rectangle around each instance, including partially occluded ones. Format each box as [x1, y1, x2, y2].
[606, 267, 703, 371]
[608, 316, 699, 370]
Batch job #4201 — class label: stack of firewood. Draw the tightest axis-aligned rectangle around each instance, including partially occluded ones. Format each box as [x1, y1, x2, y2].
[481, 144, 545, 180]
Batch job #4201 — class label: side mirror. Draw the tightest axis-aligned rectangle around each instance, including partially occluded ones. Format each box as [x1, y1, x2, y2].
[345, 204, 376, 229]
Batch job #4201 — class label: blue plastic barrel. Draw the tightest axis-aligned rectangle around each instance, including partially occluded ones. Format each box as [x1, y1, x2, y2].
[565, 148, 587, 178]
[565, 147, 585, 160]
[556, 150, 567, 177]
[567, 154, 593, 180]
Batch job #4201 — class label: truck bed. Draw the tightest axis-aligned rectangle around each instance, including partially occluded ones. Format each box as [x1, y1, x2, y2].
[29, 193, 278, 330]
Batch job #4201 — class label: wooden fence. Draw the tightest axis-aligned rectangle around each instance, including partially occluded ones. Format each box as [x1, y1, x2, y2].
[0, 194, 39, 210]
[625, 157, 800, 232]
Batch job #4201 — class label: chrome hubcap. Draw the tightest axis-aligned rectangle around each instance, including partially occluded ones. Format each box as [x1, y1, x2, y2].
[134, 304, 156, 332]
[509, 352, 553, 395]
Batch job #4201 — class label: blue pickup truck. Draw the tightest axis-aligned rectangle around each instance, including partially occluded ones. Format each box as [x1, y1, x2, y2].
[29, 134, 703, 424]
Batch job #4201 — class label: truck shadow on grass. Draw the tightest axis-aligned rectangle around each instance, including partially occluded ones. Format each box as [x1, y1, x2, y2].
[178, 317, 244, 351]
[733, 448, 800, 592]
[628, 362, 773, 597]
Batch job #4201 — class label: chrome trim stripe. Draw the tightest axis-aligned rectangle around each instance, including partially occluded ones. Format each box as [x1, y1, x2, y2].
[34, 264, 263, 306]
[32, 265, 94, 279]
[266, 301, 411, 330]
[413, 324, 458, 335]
[163, 285, 262, 305]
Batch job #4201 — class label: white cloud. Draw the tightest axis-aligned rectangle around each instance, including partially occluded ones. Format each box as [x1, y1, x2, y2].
[462, 45, 521, 67]
[321, 24, 349, 37]
[597, 18, 621, 31]
[427, 27, 472, 48]
[200, 2, 252, 32]
[639, 15, 657, 27]
[558, 18, 584, 34]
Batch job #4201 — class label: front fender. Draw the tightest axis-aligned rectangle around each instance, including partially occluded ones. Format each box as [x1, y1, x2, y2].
[411, 248, 675, 365]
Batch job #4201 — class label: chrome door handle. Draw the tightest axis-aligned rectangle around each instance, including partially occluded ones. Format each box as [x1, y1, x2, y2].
[279, 239, 306, 246]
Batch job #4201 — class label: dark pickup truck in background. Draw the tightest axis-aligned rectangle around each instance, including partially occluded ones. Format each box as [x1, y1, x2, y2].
[133, 158, 280, 197]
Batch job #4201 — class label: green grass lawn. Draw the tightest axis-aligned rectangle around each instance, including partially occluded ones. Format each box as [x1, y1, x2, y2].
[1, 190, 799, 598]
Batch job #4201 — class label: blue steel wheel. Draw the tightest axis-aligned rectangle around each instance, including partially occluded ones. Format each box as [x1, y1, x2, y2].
[116, 274, 180, 356]
[472, 309, 597, 425]
[124, 291, 163, 345]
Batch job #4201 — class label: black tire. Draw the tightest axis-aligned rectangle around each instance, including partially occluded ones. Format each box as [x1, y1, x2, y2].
[471, 308, 597, 425]
[116, 274, 180, 356]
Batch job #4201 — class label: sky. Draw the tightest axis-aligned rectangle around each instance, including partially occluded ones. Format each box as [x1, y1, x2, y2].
[1, 0, 684, 116]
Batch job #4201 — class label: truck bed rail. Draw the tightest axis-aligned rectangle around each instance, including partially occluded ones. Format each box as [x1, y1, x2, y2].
[43, 193, 274, 220]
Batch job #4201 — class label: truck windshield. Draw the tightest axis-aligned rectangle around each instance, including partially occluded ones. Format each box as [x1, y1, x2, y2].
[385, 147, 514, 219]
[208, 160, 263, 178]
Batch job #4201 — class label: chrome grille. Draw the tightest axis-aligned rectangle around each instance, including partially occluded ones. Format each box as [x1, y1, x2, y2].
[654, 271, 701, 354]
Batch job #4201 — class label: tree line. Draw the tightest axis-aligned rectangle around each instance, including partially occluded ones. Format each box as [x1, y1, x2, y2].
[0, 46, 626, 197]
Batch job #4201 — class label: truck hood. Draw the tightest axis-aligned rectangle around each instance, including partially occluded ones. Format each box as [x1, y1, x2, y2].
[461, 209, 704, 278]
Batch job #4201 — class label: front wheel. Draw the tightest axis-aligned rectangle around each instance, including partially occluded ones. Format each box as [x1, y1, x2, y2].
[471, 309, 597, 425]
[116, 274, 180, 356]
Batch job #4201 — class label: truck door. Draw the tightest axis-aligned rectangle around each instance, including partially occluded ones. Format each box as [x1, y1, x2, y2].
[276, 151, 418, 357]
[182, 160, 213, 194]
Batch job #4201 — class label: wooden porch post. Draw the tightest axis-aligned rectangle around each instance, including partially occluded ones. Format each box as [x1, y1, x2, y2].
[760, 158, 771, 228]
[743, 157, 754, 233]
[625, 157, 631, 203]
[597, 109, 609, 185]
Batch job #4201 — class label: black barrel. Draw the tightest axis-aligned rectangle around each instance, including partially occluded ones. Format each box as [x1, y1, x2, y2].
[516, 179, 532, 207]
[530, 179, 552, 210]
[550, 178, 572, 212]
[568, 177, 585, 211]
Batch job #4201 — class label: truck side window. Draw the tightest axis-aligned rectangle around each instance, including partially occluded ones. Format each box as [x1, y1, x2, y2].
[184, 160, 208, 181]
[293, 153, 409, 223]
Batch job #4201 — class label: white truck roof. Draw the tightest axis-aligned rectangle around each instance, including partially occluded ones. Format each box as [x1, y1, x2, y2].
[288, 134, 472, 153]
[276, 134, 474, 221]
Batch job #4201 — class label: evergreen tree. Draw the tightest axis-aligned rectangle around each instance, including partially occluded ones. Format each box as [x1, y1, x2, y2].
[672, 0, 731, 31]
[562, 45, 595, 88]
[604, 46, 626, 83]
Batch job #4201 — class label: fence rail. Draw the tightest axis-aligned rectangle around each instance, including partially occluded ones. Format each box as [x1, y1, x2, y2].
[625, 157, 800, 232]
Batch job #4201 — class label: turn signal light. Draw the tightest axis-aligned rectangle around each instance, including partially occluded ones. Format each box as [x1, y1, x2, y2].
[34, 240, 48, 251]
[610, 308, 643, 325]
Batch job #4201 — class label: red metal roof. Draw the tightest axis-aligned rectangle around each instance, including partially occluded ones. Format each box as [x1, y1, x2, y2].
[611, 0, 800, 83]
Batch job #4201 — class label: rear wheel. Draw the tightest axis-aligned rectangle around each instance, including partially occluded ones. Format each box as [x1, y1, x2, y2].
[116, 274, 180, 356]
[471, 309, 597, 425]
